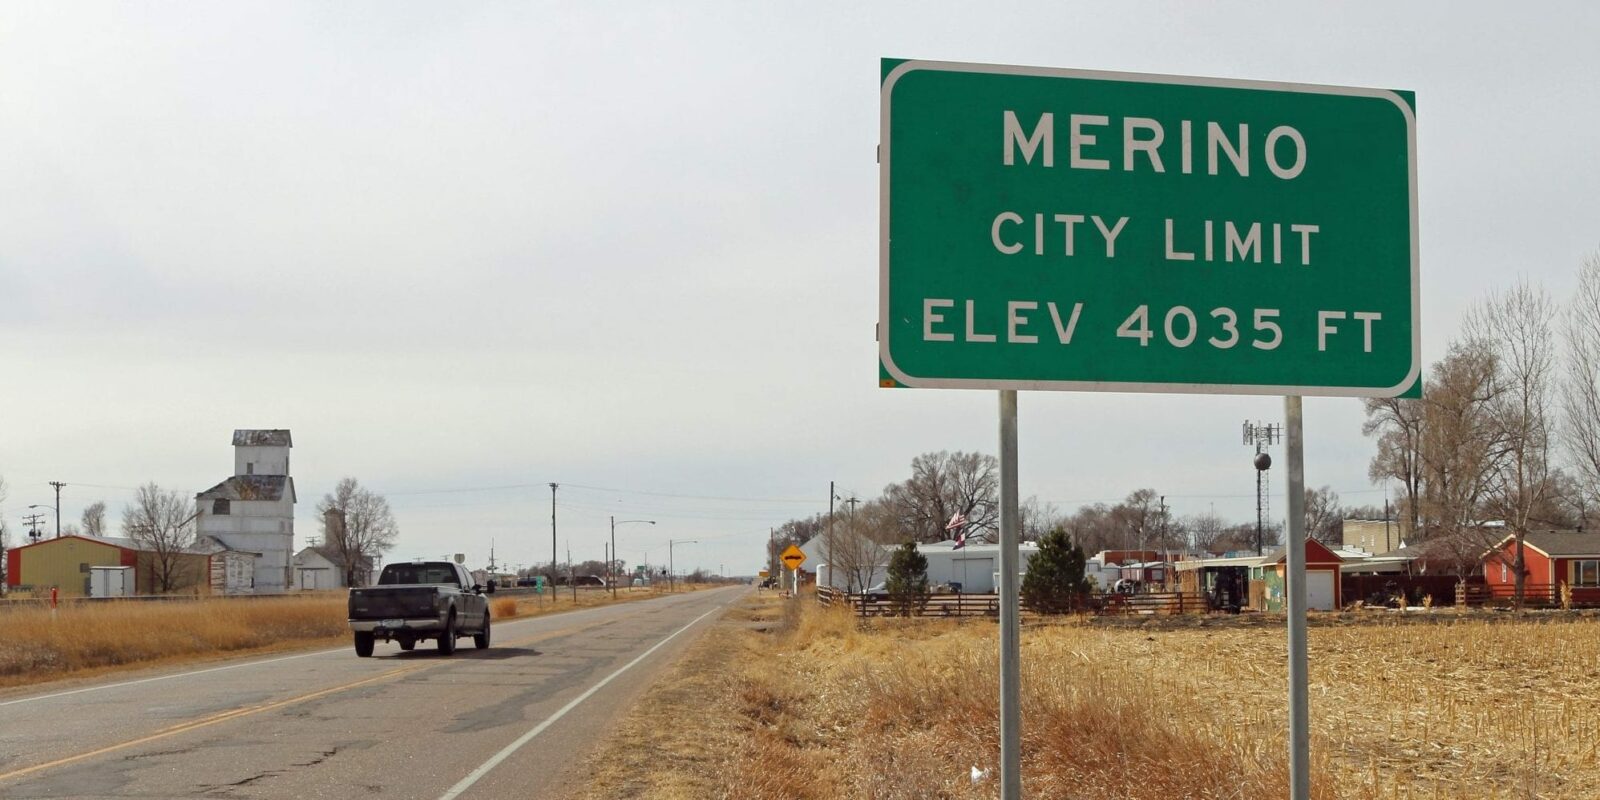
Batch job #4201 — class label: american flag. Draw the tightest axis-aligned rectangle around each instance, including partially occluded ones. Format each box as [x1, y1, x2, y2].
[946, 511, 968, 549]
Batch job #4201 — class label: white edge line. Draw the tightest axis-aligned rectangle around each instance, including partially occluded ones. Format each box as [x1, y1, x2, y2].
[437, 603, 726, 800]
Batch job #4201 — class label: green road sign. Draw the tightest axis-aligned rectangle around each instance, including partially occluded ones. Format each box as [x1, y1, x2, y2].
[879, 60, 1418, 396]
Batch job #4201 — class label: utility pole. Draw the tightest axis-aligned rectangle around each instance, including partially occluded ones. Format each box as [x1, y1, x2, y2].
[568, 543, 576, 603]
[23, 513, 45, 541]
[1384, 492, 1393, 554]
[548, 482, 558, 587]
[826, 480, 835, 591]
[1159, 495, 1171, 589]
[49, 481, 65, 539]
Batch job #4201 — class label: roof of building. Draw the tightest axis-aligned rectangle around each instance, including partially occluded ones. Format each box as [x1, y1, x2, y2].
[198, 535, 263, 557]
[295, 545, 374, 568]
[1502, 530, 1600, 557]
[1258, 537, 1344, 566]
[73, 533, 139, 550]
[197, 475, 293, 501]
[232, 429, 292, 447]
[8, 533, 221, 555]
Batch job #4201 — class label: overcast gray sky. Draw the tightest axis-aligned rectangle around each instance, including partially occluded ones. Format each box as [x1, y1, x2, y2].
[2, 2, 1597, 576]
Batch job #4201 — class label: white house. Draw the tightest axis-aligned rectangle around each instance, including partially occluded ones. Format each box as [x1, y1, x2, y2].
[801, 532, 889, 593]
[293, 545, 376, 590]
[806, 537, 1065, 594]
[195, 430, 297, 593]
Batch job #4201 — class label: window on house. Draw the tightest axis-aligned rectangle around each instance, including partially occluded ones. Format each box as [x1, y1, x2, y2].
[1577, 560, 1600, 587]
[246, 463, 254, 475]
[1500, 562, 1507, 582]
[213, 499, 230, 515]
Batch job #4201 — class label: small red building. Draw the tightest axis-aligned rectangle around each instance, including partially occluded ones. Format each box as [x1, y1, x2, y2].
[1255, 537, 1345, 611]
[1482, 530, 1600, 605]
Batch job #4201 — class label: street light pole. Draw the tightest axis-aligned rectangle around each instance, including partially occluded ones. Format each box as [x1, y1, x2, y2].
[668, 539, 697, 592]
[548, 483, 558, 588]
[611, 517, 655, 599]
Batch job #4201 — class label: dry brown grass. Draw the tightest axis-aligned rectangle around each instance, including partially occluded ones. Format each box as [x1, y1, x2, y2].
[602, 597, 1600, 799]
[0, 595, 349, 688]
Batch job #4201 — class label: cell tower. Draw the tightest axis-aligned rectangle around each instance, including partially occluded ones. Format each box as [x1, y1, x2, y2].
[1243, 420, 1283, 555]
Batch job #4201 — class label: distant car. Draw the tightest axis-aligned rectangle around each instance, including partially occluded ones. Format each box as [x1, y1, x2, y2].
[347, 561, 494, 657]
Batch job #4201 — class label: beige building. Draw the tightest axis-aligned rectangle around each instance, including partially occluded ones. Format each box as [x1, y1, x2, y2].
[1342, 518, 1408, 554]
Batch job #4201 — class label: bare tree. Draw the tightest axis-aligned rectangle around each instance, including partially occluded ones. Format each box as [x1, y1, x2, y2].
[1562, 252, 1600, 527]
[1304, 486, 1343, 545]
[1110, 488, 1163, 553]
[1418, 340, 1506, 547]
[81, 501, 107, 537]
[123, 483, 199, 594]
[1185, 512, 1228, 554]
[883, 451, 998, 543]
[830, 500, 895, 592]
[1363, 396, 1425, 536]
[1467, 281, 1557, 609]
[1059, 503, 1118, 553]
[1018, 495, 1062, 542]
[317, 477, 399, 587]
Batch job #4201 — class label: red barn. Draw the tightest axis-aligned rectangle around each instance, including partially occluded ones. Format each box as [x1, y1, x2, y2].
[1482, 530, 1600, 605]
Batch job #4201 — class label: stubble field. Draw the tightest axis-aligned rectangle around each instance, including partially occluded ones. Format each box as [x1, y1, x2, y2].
[580, 595, 1600, 799]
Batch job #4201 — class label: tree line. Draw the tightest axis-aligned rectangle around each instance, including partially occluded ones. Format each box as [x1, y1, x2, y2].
[764, 450, 1381, 584]
[1364, 253, 1600, 605]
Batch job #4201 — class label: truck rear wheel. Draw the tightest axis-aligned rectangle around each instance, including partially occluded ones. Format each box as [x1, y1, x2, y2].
[474, 613, 492, 649]
[354, 631, 375, 658]
[437, 612, 457, 655]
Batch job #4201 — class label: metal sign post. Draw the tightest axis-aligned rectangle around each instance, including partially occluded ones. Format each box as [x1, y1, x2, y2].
[997, 390, 1022, 799]
[1284, 396, 1309, 800]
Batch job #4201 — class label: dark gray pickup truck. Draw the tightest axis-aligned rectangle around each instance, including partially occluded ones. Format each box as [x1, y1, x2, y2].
[347, 561, 494, 657]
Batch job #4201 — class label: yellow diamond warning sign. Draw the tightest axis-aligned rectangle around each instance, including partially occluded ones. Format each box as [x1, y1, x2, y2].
[780, 544, 806, 571]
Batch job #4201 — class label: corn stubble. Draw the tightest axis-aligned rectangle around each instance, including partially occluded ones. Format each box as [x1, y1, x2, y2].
[724, 602, 1600, 799]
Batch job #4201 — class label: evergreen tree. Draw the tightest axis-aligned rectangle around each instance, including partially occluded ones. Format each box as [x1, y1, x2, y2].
[1022, 527, 1094, 613]
[885, 541, 929, 617]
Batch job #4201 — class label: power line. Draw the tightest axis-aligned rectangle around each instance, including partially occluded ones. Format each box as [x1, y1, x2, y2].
[561, 483, 817, 505]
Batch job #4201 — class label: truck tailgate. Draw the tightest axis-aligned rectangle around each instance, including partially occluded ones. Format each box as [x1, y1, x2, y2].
[350, 587, 435, 619]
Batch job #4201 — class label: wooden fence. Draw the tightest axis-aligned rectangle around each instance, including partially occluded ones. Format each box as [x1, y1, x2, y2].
[816, 586, 1204, 618]
[1342, 574, 1464, 607]
[1455, 582, 1600, 609]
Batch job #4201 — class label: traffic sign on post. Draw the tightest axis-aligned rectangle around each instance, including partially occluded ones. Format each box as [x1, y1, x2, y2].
[880, 59, 1418, 397]
[780, 545, 806, 571]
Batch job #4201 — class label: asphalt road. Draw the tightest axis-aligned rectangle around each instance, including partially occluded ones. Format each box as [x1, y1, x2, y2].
[0, 585, 745, 800]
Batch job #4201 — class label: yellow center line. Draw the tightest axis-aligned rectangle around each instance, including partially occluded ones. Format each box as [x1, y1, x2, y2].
[0, 622, 586, 785]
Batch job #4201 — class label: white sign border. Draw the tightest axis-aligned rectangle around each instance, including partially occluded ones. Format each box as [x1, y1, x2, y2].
[878, 59, 1421, 398]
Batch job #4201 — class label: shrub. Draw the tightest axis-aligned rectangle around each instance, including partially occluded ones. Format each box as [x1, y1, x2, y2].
[885, 541, 929, 617]
[1021, 527, 1093, 613]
